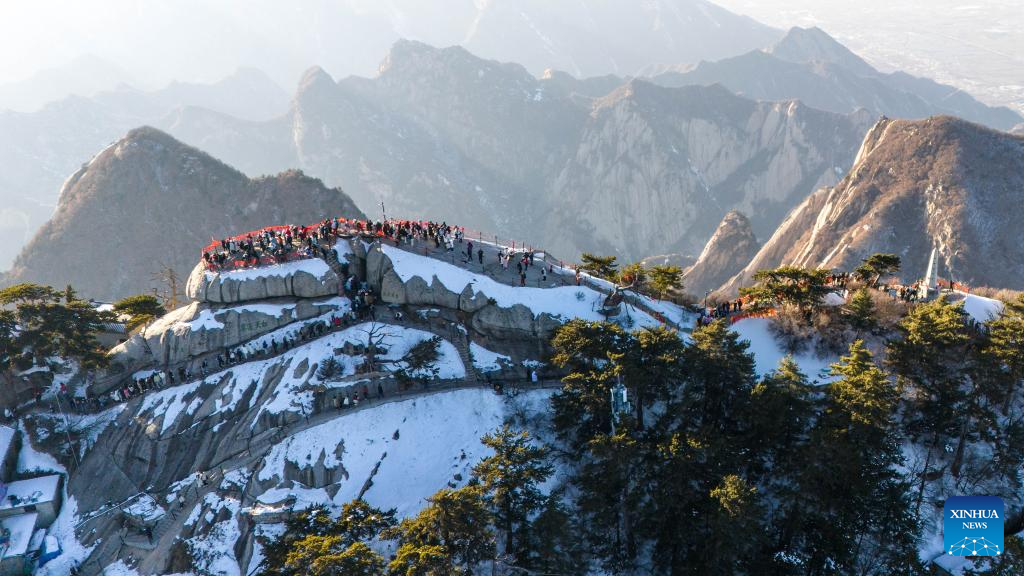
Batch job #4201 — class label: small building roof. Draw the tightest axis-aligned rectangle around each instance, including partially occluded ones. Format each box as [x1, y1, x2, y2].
[0, 427, 15, 461]
[0, 475, 60, 510]
[0, 512, 39, 558]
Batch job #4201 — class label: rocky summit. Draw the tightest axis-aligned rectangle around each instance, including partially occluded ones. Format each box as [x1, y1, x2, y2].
[38, 222, 693, 575]
[721, 116, 1024, 294]
[682, 210, 759, 296]
[3, 127, 363, 301]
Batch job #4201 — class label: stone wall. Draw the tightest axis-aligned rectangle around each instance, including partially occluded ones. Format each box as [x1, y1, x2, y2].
[98, 298, 344, 394]
[365, 242, 564, 341]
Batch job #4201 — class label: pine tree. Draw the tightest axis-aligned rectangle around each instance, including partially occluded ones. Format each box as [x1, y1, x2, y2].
[844, 287, 877, 332]
[740, 266, 832, 315]
[472, 425, 553, 563]
[317, 356, 343, 381]
[523, 492, 586, 575]
[648, 264, 683, 300]
[576, 430, 641, 572]
[385, 486, 495, 576]
[0, 310, 18, 372]
[112, 294, 167, 331]
[793, 341, 920, 574]
[679, 320, 757, 436]
[618, 262, 647, 288]
[578, 253, 619, 281]
[744, 356, 814, 481]
[0, 282, 115, 369]
[258, 501, 395, 576]
[887, 296, 980, 507]
[621, 325, 685, 429]
[285, 538, 384, 576]
[549, 320, 630, 445]
[855, 253, 901, 287]
[643, 321, 762, 575]
[981, 294, 1024, 412]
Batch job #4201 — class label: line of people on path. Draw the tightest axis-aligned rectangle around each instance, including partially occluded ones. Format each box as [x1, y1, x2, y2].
[696, 298, 746, 326]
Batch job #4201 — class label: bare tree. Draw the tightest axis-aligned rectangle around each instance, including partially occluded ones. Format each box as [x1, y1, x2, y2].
[150, 263, 183, 310]
[356, 322, 391, 373]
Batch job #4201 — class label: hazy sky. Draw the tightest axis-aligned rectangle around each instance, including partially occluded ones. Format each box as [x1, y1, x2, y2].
[0, 0, 407, 88]
[714, 0, 1024, 112]
[0, 1, 1020, 112]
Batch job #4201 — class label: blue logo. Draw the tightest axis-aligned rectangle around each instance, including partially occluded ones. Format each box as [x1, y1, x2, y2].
[944, 496, 1004, 557]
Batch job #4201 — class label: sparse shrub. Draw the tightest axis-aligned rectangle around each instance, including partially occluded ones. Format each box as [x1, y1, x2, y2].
[872, 290, 912, 331]
[771, 305, 854, 357]
[971, 285, 1023, 304]
[770, 304, 814, 354]
[812, 310, 855, 357]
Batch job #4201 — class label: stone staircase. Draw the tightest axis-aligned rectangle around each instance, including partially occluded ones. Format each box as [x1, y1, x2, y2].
[319, 242, 349, 295]
[444, 321, 478, 385]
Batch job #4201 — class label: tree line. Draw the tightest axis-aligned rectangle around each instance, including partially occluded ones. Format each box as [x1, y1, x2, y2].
[256, 282, 1024, 574]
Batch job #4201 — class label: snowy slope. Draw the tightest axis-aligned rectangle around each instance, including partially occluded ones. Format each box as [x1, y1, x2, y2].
[135, 321, 466, 433]
[382, 245, 663, 328]
[257, 388, 552, 517]
[731, 318, 837, 383]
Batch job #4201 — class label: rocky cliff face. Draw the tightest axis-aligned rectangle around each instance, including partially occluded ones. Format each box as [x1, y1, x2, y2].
[4, 127, 364, 301]
[542, 82, 870, 259]
[166, 42, 870, 263]
[683, 211, 758, 295]
[721, 116, 1024, 294]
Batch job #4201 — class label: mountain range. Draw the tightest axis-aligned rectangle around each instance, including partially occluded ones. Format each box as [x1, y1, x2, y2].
[649, 27, 1022, 131]
[162, 40, 872, 265]
[4, 28, 1024, 300]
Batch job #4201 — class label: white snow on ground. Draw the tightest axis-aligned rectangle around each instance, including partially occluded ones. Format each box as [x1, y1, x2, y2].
[380, 245, 661, 328]
[258, 388, 553, 519]
[247, 523, 285, 576]
[137, 380, 203, 434]
[257, 322, 465, 418]
[958, 292, 1004, 323]
[176, 299, 346, 333]
[0, 425, 15, 462]
[122, 494, 166, 523]
[256, 483, 331, 511]
[186, 493, 242, 576]
[37, 404, 126, 458]
[165, 473, 201, 504]
[822, 291, 847, 306]
[205, 257, 332, 282]
[730, 318, 838, 383]
[37, 497, 96, 576]
[100, 560, 140, 575]
[178, 308, 225, 332]
[137, 319, 465, 433]
[17, 425, 65, 474]
[470, 342, 511, 372]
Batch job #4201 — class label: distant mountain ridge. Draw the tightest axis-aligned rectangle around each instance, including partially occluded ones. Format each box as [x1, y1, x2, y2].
[650, 27, 1022, 131]
[0, 69, 289, 270]
[163, 41, 872, 263]
[720, 116, 1024, 294]
[4, 127, 363, 300]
